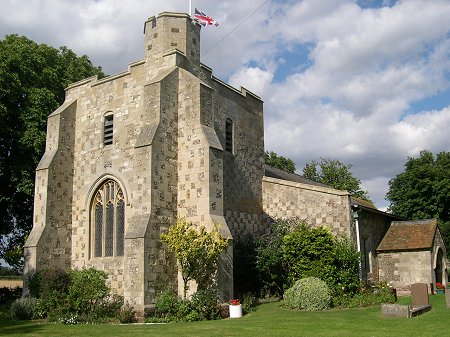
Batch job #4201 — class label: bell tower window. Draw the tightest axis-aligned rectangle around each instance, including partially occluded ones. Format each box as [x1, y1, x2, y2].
[104, 115, 114, 145]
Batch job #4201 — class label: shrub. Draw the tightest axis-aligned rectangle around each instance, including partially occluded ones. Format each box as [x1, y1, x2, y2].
[0, 286, 22, 304]
[154, 288, 222, 322]
[335, 283, 396, 308]
[26, 267, 119, 323]
[27, 268, 72, 318]
[67, 268, 110, 319]
[117, 304, 137, 324]
[103, 294, 124, 318]
[10, 297, 36, 320]
[333, 236, 360, 295]
[282, 224, 336, 287]
[256, 220, 292, 296]
[155, 289, 181, 319]
[190, 288, 221, 320]
[283, 277, 331, 311]
[242, 293, 257, 315]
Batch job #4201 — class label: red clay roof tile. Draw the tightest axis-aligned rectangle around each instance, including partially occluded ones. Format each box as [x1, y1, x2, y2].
[376, 219, 437, 252]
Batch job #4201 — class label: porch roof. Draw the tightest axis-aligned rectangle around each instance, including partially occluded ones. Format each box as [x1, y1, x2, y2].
[377, 219, 438, 252]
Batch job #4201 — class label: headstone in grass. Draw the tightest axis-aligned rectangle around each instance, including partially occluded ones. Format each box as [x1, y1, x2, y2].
[411, 283, 429, 307]
[445, 288, 450, 308]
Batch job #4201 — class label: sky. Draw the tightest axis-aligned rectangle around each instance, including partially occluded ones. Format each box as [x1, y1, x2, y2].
[1, 0, 450, 210]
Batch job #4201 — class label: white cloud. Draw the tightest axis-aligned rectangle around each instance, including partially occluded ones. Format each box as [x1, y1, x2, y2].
[228, 67, 274, 98]
[1, 0, 450, 209]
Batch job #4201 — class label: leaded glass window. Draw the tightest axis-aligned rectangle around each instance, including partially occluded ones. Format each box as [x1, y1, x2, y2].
[225, 118, 233, 153]
[116, 200, 125, 256]
[91, 180, 125, 258]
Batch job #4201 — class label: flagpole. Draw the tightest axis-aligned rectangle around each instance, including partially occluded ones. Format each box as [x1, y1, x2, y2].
[189, 0, 192, 16]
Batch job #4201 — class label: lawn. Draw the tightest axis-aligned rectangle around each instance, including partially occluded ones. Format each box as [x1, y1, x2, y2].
[0, 295, 448, 337]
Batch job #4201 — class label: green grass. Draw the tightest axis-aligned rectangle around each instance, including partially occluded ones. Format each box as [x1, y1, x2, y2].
[0, 295, 447, 337]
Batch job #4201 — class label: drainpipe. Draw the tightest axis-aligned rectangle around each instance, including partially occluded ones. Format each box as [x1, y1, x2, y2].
[352, 205, 363, 280]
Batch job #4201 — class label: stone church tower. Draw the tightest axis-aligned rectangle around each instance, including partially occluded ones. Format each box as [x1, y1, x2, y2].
[24, 12, 264, 312]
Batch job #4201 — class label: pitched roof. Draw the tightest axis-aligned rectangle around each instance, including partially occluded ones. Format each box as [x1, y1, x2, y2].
[263, 165, 331, 188]
[377, 219, 438, 252]
[351, 197, 378, 211]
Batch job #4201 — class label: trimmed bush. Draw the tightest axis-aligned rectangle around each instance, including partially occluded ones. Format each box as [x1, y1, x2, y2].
[283, 277, 331, 311]
[10, 297, 36, 320]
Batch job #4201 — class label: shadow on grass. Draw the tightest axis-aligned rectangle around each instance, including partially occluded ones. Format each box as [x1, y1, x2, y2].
[0, 318, 46, 336]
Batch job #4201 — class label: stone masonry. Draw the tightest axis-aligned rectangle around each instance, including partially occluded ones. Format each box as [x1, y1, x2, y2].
[24, 12, 263, 313]
[24, 11, 447, 311]
[262, 176, 352, 236]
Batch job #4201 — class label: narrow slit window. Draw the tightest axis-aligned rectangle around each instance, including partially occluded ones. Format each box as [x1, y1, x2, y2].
[225, 118, 233, 153]
[104, 115, 114, 145]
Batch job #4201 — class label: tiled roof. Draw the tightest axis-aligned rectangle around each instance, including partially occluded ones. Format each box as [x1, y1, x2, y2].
[263, 165, 331, 188]
[351, 197, 378, 210]
[376, 219, 438, 252]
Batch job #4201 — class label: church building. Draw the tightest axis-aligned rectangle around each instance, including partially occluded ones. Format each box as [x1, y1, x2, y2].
[24, 12, 447, 313]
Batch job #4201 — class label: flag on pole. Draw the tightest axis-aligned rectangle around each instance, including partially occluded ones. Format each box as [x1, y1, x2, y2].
[194, 8, 219, 27]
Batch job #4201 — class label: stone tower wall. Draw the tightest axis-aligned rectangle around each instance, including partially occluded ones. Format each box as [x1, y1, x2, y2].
[66, 62, 150, 303]
[200, 68, 265, 239]
[25, 12, 264, 309]
[24, 100, 76, 277]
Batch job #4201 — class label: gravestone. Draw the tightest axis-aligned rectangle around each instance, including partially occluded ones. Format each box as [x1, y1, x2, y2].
[411, 283, 429, 307]
[381, 283, 431, 318]
[445, 288, 450, 308]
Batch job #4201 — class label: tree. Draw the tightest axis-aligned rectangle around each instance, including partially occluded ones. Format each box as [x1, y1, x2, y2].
[0, 35, 104, 268]
[160, 218, 229, 298]
[386, 150, 450, 256]
[264, 151, 296, 173]
[302, 158, 370, 200]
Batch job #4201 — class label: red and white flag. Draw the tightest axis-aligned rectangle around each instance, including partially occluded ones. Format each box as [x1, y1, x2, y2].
[194, 8, 219, 27]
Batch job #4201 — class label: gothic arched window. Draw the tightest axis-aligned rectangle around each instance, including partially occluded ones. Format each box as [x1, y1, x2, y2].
[91, 180, 125, 258]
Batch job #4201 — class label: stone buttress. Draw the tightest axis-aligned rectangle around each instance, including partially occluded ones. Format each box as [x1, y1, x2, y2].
[24, 12, 264, 312]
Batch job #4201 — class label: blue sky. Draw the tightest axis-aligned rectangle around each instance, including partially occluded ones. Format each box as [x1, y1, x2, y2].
[1, 0, 450, 210]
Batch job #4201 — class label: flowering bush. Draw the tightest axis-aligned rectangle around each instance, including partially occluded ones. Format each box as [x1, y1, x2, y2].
[334, 282, 396, 308]
[229, 299, 240, 305]
[436, 282, 444, 289]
